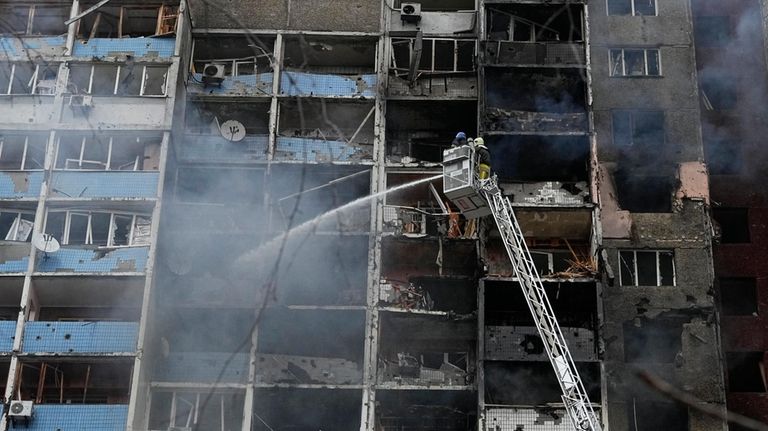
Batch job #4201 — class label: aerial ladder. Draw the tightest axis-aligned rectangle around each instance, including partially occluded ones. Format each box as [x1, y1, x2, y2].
[442, 145, 602, 431]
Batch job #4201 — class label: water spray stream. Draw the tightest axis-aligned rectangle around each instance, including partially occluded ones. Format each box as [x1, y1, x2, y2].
[236, 173, 443, 267]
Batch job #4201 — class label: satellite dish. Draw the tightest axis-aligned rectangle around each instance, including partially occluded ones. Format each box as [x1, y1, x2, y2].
[220, 119, 246, 142]
[32, 232, 60, 258]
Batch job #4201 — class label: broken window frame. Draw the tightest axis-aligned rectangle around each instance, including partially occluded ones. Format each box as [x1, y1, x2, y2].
[618, 250, 675, 286]
[54, 135, 152, 171]
[0, 4, 70, 36]
[609, 48, 661, 77]
[0, 134, 47, 170]
[45, 210, 150, 247]
[607, 0, 658, 16]
[486, 7, 582, 42]
[67, 63, 168, 97]
[76, 4, 178, 39]
[0, 62, 60, 96]
[0, 210, 36, 242]
[390, 38, 476, 77]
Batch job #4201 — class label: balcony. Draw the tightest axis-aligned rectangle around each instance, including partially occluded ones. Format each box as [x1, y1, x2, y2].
[0, 171, 43, 199]
[7, 404, 128, 431]
[0, 242, 31, 274]
[482, 41, 585, 67]
[35, 246, 149, 274]
[188, 73, 274, 97]
[0, 36, 66, 59]
[274, 137, 373, 163]
[0, 320, 16, 352]
[22, 321, 138, 354]
[483, 406, 576, 431]
[153, 352, 249, 383]
[280, 72, 376, 98]
[485, 108, 588, 135]
[485, 326, 597, 361]
[178, 135, 269, 163]
[72, 38, 175, 59]
[49, 171, 159, 200]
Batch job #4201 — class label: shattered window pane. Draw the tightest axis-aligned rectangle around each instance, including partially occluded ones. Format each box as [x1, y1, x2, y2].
[10, 63, 35, 94]
[635, 251, 657, 286]
[624, 50, 645, 76]
[619, 251, 636, 285]
[117, 65, 142, 96]
[646, 50, 660, 75]
[0, 135, 26, 170]
[607, 0, 632, 15]
[0, 6, 30, 34]
[91, 65, 117, 96]
[68, 213, 89, 245]
[0, 213, 19, 240]
[634, 0, 657, 16]
[0, 63, 12, 94]
[91, 213, 111, 246]
[68, 65, 92, 94]
[45, 211, 66, 243]
[112, 215, 133, 246]
[610, 49, 624, 76]
[30, 6, 68, 35]
[24, 138, 46, 169]
[143, 66, 168, 96]
[658, 252, 674, 285]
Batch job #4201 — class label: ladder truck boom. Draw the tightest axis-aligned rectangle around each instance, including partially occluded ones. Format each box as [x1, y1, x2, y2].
[442, 145, 602, 431]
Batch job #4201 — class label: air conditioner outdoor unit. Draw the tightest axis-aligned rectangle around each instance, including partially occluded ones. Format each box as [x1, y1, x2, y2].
[400, 2, 422, 24]
[202, 63, 225, 86]
[69, 94, 93, 108]
[8, 400, 34, 418]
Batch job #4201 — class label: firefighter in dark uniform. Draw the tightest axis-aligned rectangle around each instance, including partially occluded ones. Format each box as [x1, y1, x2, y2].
[474, 137, 491, 180]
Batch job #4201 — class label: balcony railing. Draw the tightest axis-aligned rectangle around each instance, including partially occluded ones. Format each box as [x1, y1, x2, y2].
[0, 36, 67, 59]
[7, 404, 128, 431]
[72, 38, 175, 58]
[0, 320, 16, 352]
[49, 171, 159, 199]
[35, 246, 149, 273]
[483, 41, 585, 66]
[280, 72, 376, 98]
[0, 171, 43, 199]
[22, 321, 138, 354]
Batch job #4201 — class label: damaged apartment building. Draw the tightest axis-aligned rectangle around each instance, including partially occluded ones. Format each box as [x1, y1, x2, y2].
[0, 0, 765, 430]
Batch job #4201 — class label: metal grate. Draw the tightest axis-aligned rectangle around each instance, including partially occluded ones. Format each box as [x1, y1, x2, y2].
[485, 407, 572, 431]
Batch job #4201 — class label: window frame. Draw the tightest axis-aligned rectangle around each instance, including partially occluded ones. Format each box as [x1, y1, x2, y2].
[606, 0, 658, 17]
[0, 63, 60, 96]
[390, 37, 477, 76]
[45, 209, 150, 247]
[609, 48, 662, 77]
[67, 63, 169, 97]
[611, 110, 665, 147]
[0, 134, 47, 170]
[0, 210, 36, 242]
[618, 249, 676, 286]
[54, 134, 157, 171]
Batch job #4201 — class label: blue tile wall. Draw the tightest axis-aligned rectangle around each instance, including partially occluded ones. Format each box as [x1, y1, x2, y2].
[0, 36, 67, 58]
[190, 73, 273, 96]
[153, 352, 249, 383]
[22, 321, 138, 354]
[0, 171, 43, 199]
[73, 38, 175, 58]
[179, 135, 269, 162]
[50, 171, 159, 199]
[274, 137, 373, 162]
[280, 72, 376, 97]
[8, 404, 128, 431]
[0, 255, 28, 273]
[0, 320, 16, 352]
[36, 246, 149, 273]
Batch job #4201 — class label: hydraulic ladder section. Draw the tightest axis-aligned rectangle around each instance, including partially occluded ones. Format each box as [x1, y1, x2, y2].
[442, 146, 601, 431]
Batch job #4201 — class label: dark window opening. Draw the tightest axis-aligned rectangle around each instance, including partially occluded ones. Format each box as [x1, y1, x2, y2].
[726, 352, 767, 392]
[283, 37, 377, 74]
[377, 390, 476, 431]
[614, 173, 673, 213]
[485, 361, 601, 405]
[149, 391, 244, 431]
[627, 400, 688, 431]
[694, 16, 731, 47]
[30, 6, 68, 35]
[17, 361, 132, 404]
[253, 389, 361, 431]
[612, 111, 664, 147]
[487, 135, 590, 182]
[619, 250, 675, 286]
[486, 4, 584, 42]
[713, 208, 750, 243]
[623, 318, 683, 363]
[486, 68, 587, 113]
[719, 278, 758, 316]
[0, 6, 31, 34]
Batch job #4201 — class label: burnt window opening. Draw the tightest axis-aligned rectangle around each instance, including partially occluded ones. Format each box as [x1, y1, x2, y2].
[377, 390, 476, 431]
[29, 5, 69, 35]
[713, 208, 750, 243]
[277, 100, 375, 147]
[192, 36, 276, 77]
[67, 63, 168, 96]
[253, 389, 361, 431]
[386, 101, 477, 163]
[0, 211, 35, 242]
[612, 110, 664, 147]
[705, 138, 742, 175]
[390, 38, 476, 77]
[394, 0, 475, 11]
[381, 237, 478, 279]
[484, 362, 601, 405]
[726, 352, 767, 392]
[614, 173, 673, 213]
[283, 36, 377, 74]
[487, 135, 590, 183]
[607, 0, 657, 16]
[694, 16, 732, 47]
[17, 361, 133, 404]
[719, 278, 758, 316]
[627, 400, 688, 431]
[485, 68, 587, 113]
[0, 5, 31, 34]
[0, 134, 47, 169]
[619, 250, 675, 286]
[0, 62, 60, 96]
[77, 5, 178, 39]
[380, 277, 477, 314]
[610, 48, 661, 77]
[185, 102, 270, 136]
[149, 391, 244, 430]
[700, 74, 737, 111]
[55, 134, 161, 171]
[486, 5, 584, 42]
[623, 318, 683, 363]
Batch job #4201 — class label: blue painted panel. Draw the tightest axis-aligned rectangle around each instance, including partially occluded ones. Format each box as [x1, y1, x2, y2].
[190, 73, 273, 96]
[50, 171, 159, 199]
[0, 171, 43, 199]
[0, 36, 66, 58]
[0, 242, 30, 273]
[8, 404, 128, 431]
[274, 137, 373, 162]
[36, 246, 149, 273]
[0, 320, 16, 352]
[280, 72, 376, 97]
[73, 38, 175, 58]
[179, 135, 269, 162]
[153, 352, 249, 383]
[23, 321, 138, 354]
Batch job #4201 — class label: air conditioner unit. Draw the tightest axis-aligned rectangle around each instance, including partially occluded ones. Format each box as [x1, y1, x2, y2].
[69, 94, 93, 108]
[8, 400, 34, 418]
[400, 2, 422, 24]
[202, 63, 225, 86]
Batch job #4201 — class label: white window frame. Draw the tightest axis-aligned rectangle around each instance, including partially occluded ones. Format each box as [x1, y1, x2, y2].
[618, 250, 676, 286]
[609, 48, 661, 77]
[0, 135, 46, 170]
[46, 210, 150, 246]
[70, 64, 168, 97]
[606, 0, 658, 16]
[390, 38, 477, 76]
[54, 135, 146, 171]
[0, 210, 35, 241]
[0, 63, 59, 95]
